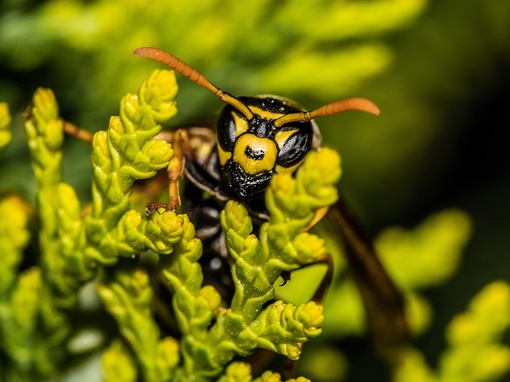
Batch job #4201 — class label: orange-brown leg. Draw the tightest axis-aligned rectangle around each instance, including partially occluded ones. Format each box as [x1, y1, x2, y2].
[63, 121, 93, 144]
[301, 206, 329, 232]
[145, 129, 195, 215]
[166, 129, 194, 211]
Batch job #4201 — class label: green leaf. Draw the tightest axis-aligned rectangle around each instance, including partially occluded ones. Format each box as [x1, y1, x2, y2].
[0, 102, 12, 150]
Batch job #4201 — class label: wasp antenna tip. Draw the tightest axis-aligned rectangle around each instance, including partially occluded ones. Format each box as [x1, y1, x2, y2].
[135, 46, 149, 53]
[359, 99, 380, 116]
[133, 47, 154, 56]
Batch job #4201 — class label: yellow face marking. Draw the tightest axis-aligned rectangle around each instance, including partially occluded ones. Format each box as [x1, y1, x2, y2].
[274, 129, 299, 150]
[217, 144, 232, 166]
[247, 106, 286, 121]
[233, 133, 277, 175]
[232, 113, 249, 137]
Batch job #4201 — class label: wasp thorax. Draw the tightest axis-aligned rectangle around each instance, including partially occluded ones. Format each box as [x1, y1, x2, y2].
[233, 134, 277, 175]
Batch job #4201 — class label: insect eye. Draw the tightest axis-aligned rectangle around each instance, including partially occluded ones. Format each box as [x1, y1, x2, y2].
[217, 107, 238, 152]
[276, 125, 313, 168]
[217, 105, 251, 153]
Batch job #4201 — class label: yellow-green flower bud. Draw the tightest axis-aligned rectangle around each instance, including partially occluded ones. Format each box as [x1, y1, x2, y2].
[292, 232, 325, 264]
[258, 370, 282, 382]
[0, 102, 12, 149]
[296, 301, 324, 336]
[199, 285, 223, 312]
[157, 337, 180, 371]
[141, 139, 173, 169]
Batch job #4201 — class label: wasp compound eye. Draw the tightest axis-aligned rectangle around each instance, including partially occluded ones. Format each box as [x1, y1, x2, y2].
[276, 129, 312, 168]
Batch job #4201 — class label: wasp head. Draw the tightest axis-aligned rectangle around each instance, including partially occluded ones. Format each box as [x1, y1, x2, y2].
[216, 96, 315, 200]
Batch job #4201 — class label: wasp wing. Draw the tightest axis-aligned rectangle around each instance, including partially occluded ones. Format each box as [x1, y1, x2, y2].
[325, 193, 408, 352]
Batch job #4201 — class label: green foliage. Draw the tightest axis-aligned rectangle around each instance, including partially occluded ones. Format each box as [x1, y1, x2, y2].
[1, 2, 508, 380]
[322, 208, 473, 338]
[217, 361, 311, 382]
[0, 102, 11, 150]
[2, 66, 507, 382]
[0, 194, 31, 295]
[0, 69, 340, 381]
[394, 281, 510, 382]
[0, 0, 426, 126]
[98, 266, 179, 382]
[98, 146, 339, 380]
[0, 195, 37, 380]
[0, 69, 178, 380]
[102, 338, 138, 382]
[378, 209, 473, 334]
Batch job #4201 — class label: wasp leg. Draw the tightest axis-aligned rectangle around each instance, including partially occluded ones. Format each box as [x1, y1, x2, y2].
[63, 121, 93, 144]
[310, 255, 334, 303]
[283, 359, 296, 381]
[166, 130, 184, 210]
[301, 206, 329, 232]
[145, 127, 226, 215]
[165, 129, 194, 211]
[154, 129, 210, 213]
[143, 129, 193, 213]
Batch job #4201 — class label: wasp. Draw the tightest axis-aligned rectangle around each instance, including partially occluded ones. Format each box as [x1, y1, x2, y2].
[134, 47, 407, 351]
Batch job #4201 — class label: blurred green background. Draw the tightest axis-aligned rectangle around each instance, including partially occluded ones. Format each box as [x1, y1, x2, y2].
[1, 0, 509, 381]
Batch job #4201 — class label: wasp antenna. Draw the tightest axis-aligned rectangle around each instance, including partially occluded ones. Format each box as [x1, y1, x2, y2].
[310, 97, 380, 118]
[134, 47, 217, 93]
[274, 97, 380, 127]
[134, 47, 253, 120]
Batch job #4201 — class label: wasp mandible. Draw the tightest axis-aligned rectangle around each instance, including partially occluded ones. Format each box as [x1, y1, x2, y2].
[134, 47, 407, 350]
